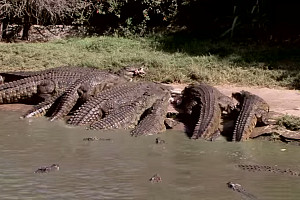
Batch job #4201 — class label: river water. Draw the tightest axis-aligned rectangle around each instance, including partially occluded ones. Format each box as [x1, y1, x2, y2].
[1, 111, 300, 200]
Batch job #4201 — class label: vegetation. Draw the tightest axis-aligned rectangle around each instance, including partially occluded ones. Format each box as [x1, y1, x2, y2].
[1, 0, 299, 43]
[277, 115, 300, 131]
[0, 35, 299, 88]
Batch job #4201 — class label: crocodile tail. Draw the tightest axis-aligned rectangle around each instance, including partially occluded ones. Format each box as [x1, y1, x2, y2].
[232, 93, 257, 142]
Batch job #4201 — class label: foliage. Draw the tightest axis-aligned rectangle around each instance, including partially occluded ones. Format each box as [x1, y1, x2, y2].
[277, 115, 300, 131]
[0, 0, 99, 40]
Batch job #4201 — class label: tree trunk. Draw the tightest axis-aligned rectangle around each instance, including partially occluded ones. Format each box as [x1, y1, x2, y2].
[22, 14, 31, 40]
[0, 18, 8, 41]
[0, 20, 3, 41]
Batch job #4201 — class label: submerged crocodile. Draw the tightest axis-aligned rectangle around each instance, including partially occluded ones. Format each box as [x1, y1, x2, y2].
[34, 164, 60, 173]
[82, 137, 113, 141]
[232, 91, 269, 142]
[237, 164, 300, 176]
[155, 137, 165, 144]
[178, 83, 235, 140]
[15, 66, 145, 119]
[227, 182, 259, 199]
[149, 174, 162, 183]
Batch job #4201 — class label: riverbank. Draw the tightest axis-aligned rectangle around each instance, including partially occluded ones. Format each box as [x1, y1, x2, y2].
[1, 84, 299, 140]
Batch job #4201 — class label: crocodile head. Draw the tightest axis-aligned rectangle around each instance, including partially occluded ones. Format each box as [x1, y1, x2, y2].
[119, 65, 146, 80]
[232, 90, 252, 102]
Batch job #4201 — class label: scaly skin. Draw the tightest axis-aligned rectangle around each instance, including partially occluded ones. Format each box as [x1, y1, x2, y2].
[67, 82, 156, 126]
[0, 71, 87, 104]
[232, 91, 269, 142]
[0, 66, 99, 83]
[49, 67, 146, 122]
[89, 92, 160, 130]
[21, 91, 64, 118]
[180, 84, 234, 140]
[237, 164, 300, 176]
[17, 66, 145, 119]
[130, 91, 170, 136]
[48, 72, 125, 121]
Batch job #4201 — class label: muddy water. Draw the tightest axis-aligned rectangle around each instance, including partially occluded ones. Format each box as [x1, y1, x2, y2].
[1, 111, 300, 200]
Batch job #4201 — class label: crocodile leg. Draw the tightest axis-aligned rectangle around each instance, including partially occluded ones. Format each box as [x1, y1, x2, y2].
[21, 91, 64, 118]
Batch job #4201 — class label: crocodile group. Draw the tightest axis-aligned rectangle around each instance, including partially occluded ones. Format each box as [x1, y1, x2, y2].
[177, 83, 235, 140]
[174, 85, 270, 142]
[0, 65, 145, 120]
[1, 65, 176, 136]
[1, 65, 271, 141]
[68, 81, 172, 135]
[232, 90, 269, 141]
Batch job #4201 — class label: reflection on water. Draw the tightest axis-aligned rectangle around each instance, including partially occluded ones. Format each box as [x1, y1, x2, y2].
[1, 111, 300, 199]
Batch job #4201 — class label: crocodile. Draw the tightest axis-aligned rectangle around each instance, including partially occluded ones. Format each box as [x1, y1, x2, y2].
[232, 90, 269, 142]
[0, 70, 91, 104]
[130, 91, 170, 136]
[155, 137, 166, 144]
[34, 164, 60, 173]
[19, 67, 145, 119]
[67, 82, 160, 126]
[178, 83, 235, 140]
[227, 182, 259, 199]
[237, 164, 300, 176]
[0, 66, 98, 83]
[82, 137, 113, 141]
[0, 65, 145, 104]
[89, 89, 165, 131]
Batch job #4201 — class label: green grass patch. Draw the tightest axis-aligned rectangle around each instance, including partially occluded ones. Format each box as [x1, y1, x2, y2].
[0, 35, 300, 88]
[277, 115, 300, 131]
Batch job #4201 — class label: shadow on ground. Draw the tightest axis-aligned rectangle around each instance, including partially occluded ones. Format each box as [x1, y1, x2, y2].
[152, 31, 300, 89]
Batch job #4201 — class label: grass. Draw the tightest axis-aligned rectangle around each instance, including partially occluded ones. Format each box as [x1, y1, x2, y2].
[0, 35, 300, 88]
[277, 115, 300, 131]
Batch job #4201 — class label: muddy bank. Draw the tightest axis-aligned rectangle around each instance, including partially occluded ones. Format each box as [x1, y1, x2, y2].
[1, 84, 299, 142]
